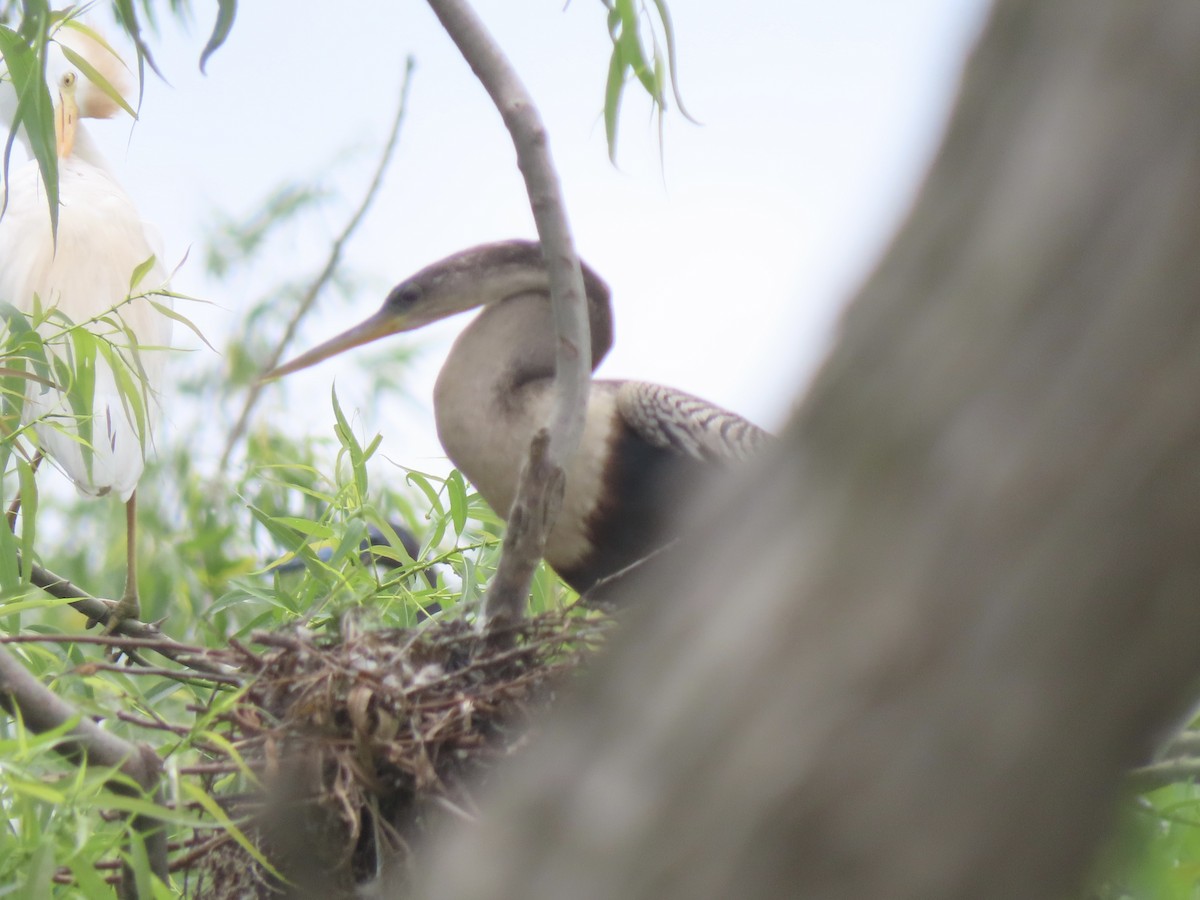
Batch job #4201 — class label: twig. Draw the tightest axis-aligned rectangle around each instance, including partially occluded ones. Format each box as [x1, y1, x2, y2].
[1160, 730, 1200, 759]
[177, 761, 244, 775]
[1128, 758, 1200, 793]
[0, 632, 209, 653]
[23, 559, 233, 676]
[0, 644, 169, 888]
[169, 833, 232, 873]
[219, 57, 417, 472]
[73, 660, 241, 687]
[425, 0, 593, 627]
[116, 710, 204, 737]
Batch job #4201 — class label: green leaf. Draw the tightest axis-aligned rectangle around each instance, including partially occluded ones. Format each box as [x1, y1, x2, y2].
[149, 299, 217, 352]
[0, 512, 19, 597]
[67, 858, 112, 897]
[603, 47, 625, 163]
[596, 0, 695, 164]
[96, 339, 149, 448]
[0, 22, 59, 239]
[124, 828, 157, 899]
[57, 41, 137, 120]
[614, 0, 658, 98]
[200, 0, 237, 74]
[331, 387, 370, 497]
[111, 0, 164, 86]
[15, 457, 36, 585]
[0, 593, 79, 617]
[329, 519, 367, 568]
[269, 516, 334, 539]
[23, 833, 55, 898]
[405, 470, 445, 522]
[128, 254, 158, 291]
[181, 780, 288, 881]
[58, 19, 128, 74]
[447, 468, 468, 537]
[6, 774, 66, 804]
[649, 0, 697, 122]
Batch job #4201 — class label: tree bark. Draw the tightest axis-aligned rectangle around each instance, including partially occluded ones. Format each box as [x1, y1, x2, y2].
[414, 1, 1200, 898]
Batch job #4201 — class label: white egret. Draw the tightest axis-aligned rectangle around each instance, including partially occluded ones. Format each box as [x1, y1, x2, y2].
[0, 33, 173, 627]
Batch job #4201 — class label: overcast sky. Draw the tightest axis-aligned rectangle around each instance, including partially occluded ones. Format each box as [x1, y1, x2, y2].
[23, 1, 990, 469]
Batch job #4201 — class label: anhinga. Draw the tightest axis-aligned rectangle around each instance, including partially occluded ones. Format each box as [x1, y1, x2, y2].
[268, 241, 767, 595]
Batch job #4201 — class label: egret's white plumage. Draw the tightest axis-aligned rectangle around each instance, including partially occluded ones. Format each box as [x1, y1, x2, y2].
[0, 28, 173, 622]
[0, 151, 171, 500]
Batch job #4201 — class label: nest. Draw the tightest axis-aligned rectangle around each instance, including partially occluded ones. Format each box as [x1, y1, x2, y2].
[184, 610, 612, 898]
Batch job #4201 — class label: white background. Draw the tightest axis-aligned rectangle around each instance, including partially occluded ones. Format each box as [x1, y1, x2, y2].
[22, 1, 990, 469]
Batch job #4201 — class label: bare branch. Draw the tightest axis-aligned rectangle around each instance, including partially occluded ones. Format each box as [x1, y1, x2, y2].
[23, 558, 233, 676]
[424, 0, 593, 626]
[480, 429, 563, 627]
[1127, 759, 1200, 794]
[224, 57, 417, 471]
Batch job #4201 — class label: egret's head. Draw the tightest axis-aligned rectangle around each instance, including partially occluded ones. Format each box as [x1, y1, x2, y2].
[54, 71, 78, 159]
[53, 28, 131, 121]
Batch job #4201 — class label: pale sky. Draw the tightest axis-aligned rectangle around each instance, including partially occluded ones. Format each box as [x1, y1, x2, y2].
[20, 1, 989, 470]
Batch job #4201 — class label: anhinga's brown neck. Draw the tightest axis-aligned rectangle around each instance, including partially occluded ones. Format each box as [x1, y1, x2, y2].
[266, 239, 770, 599]
[428, 243, 614, 521]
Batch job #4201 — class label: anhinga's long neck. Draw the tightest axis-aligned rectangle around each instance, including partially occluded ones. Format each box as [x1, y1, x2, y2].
[430, 258, 613, 522]
[268, 239, 771, 596]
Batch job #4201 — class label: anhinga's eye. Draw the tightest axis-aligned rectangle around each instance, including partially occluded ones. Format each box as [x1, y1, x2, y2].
[387, 282, 422, 309]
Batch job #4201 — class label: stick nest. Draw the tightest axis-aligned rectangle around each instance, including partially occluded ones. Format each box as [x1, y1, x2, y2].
[187, 610, 612, 898]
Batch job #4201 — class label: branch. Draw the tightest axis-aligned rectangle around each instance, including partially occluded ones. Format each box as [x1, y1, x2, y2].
[0, 643, 168, 892]
[23, 558, 232, 676]
[1159, 729, 1200, 759]
[1127, 759, 1200, 794]
[424, 0, 593, 626]
[222, 57, 417, 472]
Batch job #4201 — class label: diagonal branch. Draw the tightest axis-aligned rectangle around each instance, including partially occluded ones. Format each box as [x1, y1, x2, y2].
[220, 56, 417, 472]
[24, 558, 232, 676]
[425, 0, 593, 627]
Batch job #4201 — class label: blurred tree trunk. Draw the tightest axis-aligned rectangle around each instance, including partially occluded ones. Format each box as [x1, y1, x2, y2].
[414, 2, 1200, 898]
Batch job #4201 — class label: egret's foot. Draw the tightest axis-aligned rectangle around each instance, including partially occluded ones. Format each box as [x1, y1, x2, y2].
[101, 591, 140, 635]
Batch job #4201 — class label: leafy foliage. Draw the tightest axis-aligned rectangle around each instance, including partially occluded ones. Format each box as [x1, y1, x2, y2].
[601, 0, 695, 162]
[0, 1, 233, 241]
[0, 128, 573, 892]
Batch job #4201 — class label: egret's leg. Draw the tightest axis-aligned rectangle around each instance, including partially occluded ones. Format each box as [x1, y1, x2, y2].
[105, 492, 140, 630]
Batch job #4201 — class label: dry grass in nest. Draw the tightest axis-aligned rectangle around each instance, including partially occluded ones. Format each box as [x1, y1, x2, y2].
[184, 609, 613, 898]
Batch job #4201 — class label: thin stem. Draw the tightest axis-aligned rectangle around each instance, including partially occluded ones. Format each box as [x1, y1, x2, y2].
[219, 57, 417, 472]
[424, 0, 593, 626]
[22, 558, 234, 676]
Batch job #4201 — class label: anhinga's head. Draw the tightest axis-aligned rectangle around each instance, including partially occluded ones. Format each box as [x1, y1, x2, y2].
[265, 240, 613, 380]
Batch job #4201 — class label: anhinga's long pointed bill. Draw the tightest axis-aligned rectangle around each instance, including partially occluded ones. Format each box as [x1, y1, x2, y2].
[261, 308, 407, 381]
